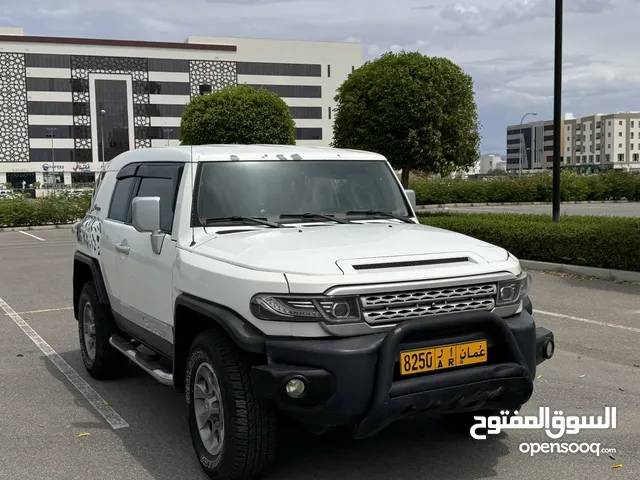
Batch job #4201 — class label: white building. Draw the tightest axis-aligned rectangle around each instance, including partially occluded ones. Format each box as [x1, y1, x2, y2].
[506, 112, 640, 172]
[467, 154, 506, 175]
[0, 27, 362, 187]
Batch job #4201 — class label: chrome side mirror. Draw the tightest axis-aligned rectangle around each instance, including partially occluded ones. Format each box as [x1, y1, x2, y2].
[131, 196, 165, 255]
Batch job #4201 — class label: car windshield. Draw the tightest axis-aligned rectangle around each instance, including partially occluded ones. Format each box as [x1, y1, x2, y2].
[195, 160, 411, 225]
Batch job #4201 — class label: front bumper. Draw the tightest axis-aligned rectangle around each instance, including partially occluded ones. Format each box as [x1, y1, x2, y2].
[251, 304, 555, 439]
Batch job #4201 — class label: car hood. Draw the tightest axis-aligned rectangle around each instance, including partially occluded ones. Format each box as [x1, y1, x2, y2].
[190, 222, 509, 275]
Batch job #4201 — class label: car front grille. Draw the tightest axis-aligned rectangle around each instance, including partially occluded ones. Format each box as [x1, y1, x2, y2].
[360, 283, 497, 325]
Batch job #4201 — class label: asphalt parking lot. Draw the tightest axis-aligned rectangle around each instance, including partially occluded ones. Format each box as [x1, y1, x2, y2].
[419, 202, 640, 217]
[0, 227, 639, 480]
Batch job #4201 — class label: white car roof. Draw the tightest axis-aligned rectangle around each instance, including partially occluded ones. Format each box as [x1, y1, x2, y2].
[105, 144, 388, 172]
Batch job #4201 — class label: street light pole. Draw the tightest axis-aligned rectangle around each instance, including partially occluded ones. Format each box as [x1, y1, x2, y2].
[519, 112, 537, 178]
[163, 128, 173, 147]
[552, 0, 564, 222]
[100, 109, 106, 170]
[46, 127, 57, 189]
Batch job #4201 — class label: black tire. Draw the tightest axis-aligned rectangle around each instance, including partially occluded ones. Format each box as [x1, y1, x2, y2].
[185, 329, 278, 480]
[78, 281, 129, 379]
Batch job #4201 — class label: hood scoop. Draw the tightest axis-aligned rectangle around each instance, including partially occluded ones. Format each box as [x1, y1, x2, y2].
[351, 256, 470, 271]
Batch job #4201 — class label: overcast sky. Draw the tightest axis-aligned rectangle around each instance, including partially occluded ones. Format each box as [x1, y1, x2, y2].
[3, 0, 640, 154]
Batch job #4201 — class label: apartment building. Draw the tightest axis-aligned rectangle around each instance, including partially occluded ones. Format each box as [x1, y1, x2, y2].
[0, 27, 362, 187]
[506, 112, 640, 172]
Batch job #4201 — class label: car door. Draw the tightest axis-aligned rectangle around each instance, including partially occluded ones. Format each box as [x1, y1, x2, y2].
[100, 170, 139, 312]
[115, 162, 184, 357]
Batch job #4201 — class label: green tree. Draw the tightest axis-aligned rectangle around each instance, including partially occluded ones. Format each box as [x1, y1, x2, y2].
[331, 51, 481, 187]
[180, 84, 296, 145]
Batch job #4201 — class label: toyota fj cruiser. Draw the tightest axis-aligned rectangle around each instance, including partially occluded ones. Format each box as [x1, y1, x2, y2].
[72, 145, 555, 480]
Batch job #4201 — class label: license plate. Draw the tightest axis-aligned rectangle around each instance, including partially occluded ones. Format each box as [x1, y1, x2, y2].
[399, 340, 488, 376]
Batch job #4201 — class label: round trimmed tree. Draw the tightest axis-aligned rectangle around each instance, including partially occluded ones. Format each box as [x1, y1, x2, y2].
[331, 51, 481, 187]
[180, 84, 296, 145]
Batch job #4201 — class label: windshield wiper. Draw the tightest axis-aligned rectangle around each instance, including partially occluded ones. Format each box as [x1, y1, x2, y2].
[346, 210, 414, 224]
[203, 216, 284, 228]
[279, 213, 350, 224]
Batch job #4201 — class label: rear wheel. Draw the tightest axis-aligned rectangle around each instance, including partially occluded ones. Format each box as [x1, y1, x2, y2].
[185, 330, 278, 480]
[78, 281, 129, 379]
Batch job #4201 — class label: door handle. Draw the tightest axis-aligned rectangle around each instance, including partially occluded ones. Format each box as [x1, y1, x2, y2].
[115, 242, 130, 255]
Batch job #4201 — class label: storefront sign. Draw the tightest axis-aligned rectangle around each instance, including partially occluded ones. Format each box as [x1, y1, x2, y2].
[42, 163, 65, 172]
[73, 163, 92, 172]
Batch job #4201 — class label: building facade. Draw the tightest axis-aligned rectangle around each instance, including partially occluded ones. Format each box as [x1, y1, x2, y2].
[506, 112, 640, 173]
[0, 28, 362, 187]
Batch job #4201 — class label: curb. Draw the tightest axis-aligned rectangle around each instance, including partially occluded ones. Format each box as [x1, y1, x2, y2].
[521, 260, 640, 283]
[0, 223, 75, 233]
[416, 200, 633, 209]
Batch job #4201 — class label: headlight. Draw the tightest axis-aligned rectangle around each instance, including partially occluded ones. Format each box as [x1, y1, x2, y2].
[250, 294, 362, 324]
[496, 271, 531, 306]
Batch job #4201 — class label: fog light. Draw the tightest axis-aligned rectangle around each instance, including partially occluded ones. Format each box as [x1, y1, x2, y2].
[285, 377, 306, 398]
[544, 339, 555, 359]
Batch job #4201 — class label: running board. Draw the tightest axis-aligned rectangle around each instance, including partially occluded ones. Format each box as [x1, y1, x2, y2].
[109, 334, 173, 386]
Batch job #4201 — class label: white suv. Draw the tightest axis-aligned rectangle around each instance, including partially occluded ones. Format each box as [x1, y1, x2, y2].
[72, 144, 555, 480]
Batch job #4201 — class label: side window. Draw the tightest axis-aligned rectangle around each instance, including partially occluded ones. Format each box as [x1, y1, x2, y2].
[108, 177, 136, 222]
[134, 176, 177, 233]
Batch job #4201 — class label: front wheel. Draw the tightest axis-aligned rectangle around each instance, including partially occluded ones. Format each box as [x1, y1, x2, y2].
[185, 330, 278, 480]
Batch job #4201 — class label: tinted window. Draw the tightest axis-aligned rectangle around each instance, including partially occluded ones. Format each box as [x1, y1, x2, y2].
[25, 54, 71, 69]
[26, 78, 72, 92]
[148, 58, 190, 72]
[108, 177, 135, 222]
[237, 62, 321, 77]
[248, 84, 321, 98]
[134, 177, 176, 233]
[295, 128, 323, 140]
[27, 102, 73, 116]
[289, 106, 322, 119]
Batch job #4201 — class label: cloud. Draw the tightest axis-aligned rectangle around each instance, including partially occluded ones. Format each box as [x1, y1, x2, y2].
[3, 0, 640, 154]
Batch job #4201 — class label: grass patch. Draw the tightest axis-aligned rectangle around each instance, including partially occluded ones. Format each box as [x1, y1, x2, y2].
[418, 212, 640, 272]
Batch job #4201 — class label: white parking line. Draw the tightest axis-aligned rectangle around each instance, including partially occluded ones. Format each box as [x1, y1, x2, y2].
[0, 297, 130, 430]
[18, 231, 46, 241]
[534, 309, 640, 334]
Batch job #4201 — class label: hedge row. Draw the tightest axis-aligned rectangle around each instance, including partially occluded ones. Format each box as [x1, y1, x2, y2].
[410, 171, 640, 205]
[0, 191, 91, 227]
[418, 212, 640, 272]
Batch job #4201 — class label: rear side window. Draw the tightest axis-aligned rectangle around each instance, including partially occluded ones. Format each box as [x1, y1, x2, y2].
[134, 177, 176, 233]
[108, 177, 135, 222]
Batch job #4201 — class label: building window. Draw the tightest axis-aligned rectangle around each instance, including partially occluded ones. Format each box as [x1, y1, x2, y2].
[618, 153, 624, 161]
[295, 127, 323, 140]
[589, 155, 594, 162]
[608, 132, 611, 137]
[634, 153, 639, 161]
[288, 106, 322, 119]
[24, 53, 71, 68]
[352, 66, 355, 73]
[605, 154, 611, 162]
[237, 62, 322, 77]
[95, 79, 130, 163]
[631, 144, 635, 150]
[148, 104, 186, 117]
[327, 65, 331, 77]
[143, 81, 191, 95]
[631, 132, 635, 139]
[596, 122, 601, 128]
[632, 121, 635, 128]
[618, 143, 622, 148]
[328, 106, 332, 119]
[247, 84, 321, 98]
[608, 121, 611, 126]
[27, 102, 73, 116]
[619, 120, 623, 125]
[134, 127, 181, 140]
[147, 58, 190, 73]
[26, 78, 73, 92]
[199, 84, 212, 95]
[607, 144, 611, 149]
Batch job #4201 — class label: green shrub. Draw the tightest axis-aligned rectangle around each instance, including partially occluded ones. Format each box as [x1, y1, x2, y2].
[0, 190, 92, 227]
[418, 212, 640, 272]
[409, 171, 640, 205]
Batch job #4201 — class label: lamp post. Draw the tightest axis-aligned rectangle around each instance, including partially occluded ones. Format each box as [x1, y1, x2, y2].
[100, 109, 106, 170]
[163, 128, 173, 147]
[551, 0, 563, 222]
[519, 112, 537, 177]
[46, 127, 57, 189]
